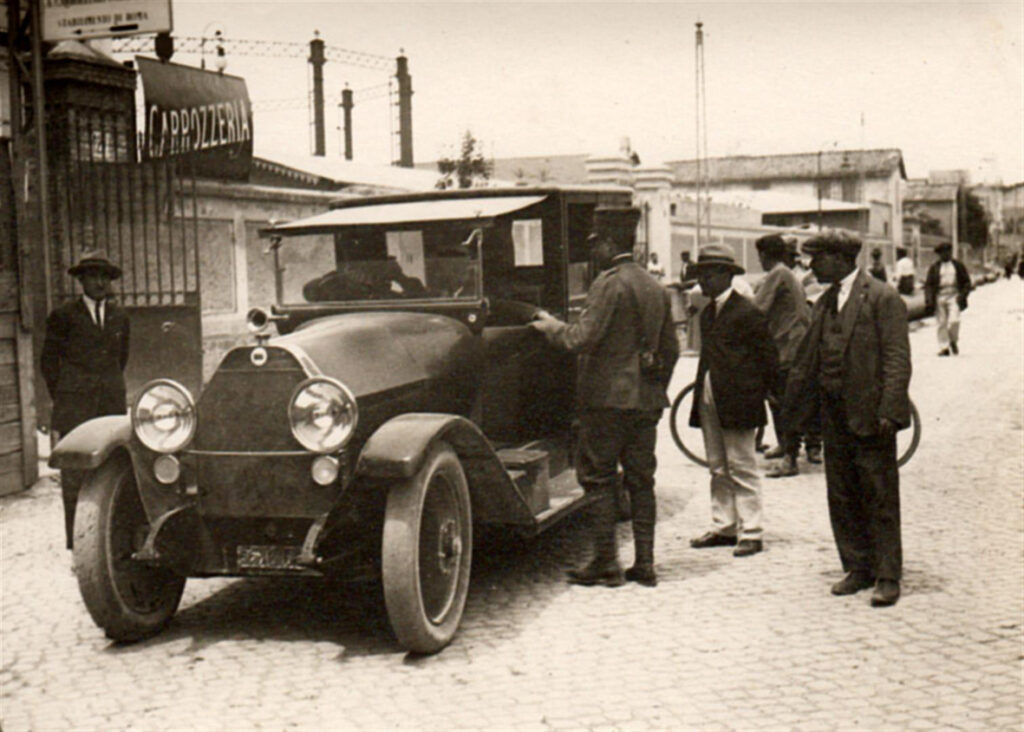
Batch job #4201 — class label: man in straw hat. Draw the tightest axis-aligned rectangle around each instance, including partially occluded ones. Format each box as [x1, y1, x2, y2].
[923, 241, 971, 356]
[782, 231, 911, 606]
[687, 243, 777, 558]
[532, 206, 678, 587]
[41, 249, 131, 550]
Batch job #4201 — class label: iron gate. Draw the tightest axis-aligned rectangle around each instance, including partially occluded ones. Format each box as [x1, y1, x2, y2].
[40, 105, 202, 427]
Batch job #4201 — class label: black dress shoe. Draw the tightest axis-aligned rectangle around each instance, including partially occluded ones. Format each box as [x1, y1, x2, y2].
[566, 558, 625, 587]
[766, 456, 798, 478]
[624, 563, 658, 587]
[733, 539, 763, 557]
[938, 348, 951, 357]
[871, 579, 900, 606]
[805, 446, 823, 464]
[763, 445, 786, 459]
[831, 571, 875, 596]
[689, 531, 737, 549]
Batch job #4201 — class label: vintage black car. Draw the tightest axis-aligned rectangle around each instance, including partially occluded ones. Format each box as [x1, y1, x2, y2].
[51, 185, 634, 653]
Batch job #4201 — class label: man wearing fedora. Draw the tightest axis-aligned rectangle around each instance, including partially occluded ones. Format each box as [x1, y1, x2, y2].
[783, 231, 911, 607]
[923, 241, 971, 356]
[532, 206, 678, 587]
[41, 249, 131, 550]
[688, 243, 777, 558]
[752, 234, 810, 478]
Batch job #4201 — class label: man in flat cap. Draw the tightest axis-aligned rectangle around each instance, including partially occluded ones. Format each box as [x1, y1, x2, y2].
[783, 231, 911, 606]
[41, 249, 131, 550]
[687, 243, 777, 558]
[923, 241, 971, 356]
[752, 234, 810, 477]
[532, 206, 678, 587]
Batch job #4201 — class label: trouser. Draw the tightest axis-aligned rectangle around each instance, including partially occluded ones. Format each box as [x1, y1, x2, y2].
[768, 367, 800, 459]
[576, 408, 661, 564]
[936, 296, 960, 348]
[822, 399, 902, 580]
[60, 469, 86, 550]
[698, 380, 763, 541]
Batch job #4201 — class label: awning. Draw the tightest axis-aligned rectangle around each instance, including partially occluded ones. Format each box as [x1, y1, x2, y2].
[268, 195, 547, 235]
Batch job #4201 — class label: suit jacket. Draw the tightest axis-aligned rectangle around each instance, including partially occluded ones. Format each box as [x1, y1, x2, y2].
[41, 298, 130, 435]
[753, 262, 810, 370]
[689, 291, 778, 430]
[923, 258, 971, 312]
[548, 259, 679, 411]
[783, 270, 911, 438]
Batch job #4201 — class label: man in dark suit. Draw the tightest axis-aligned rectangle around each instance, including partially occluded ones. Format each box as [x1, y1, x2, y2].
[688, 244, 778, 557]
[41, 249, 130, 549]
[923, 241, 971, 356]
[783, 232, 911, 606]
[532, 207, 679, 587]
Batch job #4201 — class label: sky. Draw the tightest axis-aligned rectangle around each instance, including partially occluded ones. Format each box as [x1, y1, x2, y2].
[161, 1, 1024, 183]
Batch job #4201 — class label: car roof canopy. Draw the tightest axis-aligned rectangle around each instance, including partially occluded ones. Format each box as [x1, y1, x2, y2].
[264, 195, 547, 237]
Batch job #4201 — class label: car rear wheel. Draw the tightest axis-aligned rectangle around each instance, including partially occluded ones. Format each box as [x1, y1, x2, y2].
[73, 454, 185, 642]
[381, 441, 472, 654]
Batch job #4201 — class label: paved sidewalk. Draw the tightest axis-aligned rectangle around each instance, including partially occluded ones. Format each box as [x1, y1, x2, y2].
[2, 279, 1022, 731]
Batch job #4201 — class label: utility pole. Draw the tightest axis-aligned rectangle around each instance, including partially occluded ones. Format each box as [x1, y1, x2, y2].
[340, 85, 354, 160]
[309, 32, 326, 156]
[694, 22, 710, 251]
[395, 52, 413, 167]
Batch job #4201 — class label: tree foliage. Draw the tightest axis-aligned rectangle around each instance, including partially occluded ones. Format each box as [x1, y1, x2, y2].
[962, 192, 989, 249]
[436, 131, 492, 189]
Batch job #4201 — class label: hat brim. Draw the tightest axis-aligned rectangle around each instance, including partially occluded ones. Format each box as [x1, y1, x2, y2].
[68, 262, 122, 279]
[692, 260, 745, 276]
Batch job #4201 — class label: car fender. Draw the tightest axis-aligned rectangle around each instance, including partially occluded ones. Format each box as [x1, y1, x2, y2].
[356, 413, 534, 525]
[49, 415, 132, 471]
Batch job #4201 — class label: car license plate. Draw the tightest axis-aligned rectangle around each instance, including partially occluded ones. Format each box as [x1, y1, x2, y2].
[236, 544, 302, 570]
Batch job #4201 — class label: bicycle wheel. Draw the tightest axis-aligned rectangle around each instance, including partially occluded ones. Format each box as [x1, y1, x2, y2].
[669, 382, 707, 467]
[896, 398, 921, 468]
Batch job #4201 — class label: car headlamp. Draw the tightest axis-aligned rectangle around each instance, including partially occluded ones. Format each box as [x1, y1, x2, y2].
[133, 379, 197, 453]
[288, 377, 358, 453]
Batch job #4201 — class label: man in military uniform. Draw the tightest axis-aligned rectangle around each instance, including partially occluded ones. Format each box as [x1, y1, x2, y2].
[531, 207, 678, 587]
[41, 250, 131, 550]
[783, 232, 911, 606]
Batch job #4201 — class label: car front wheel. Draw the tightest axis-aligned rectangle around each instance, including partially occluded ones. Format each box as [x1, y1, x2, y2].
[381, 441, 472, 654]
[73, 454, 185, 642]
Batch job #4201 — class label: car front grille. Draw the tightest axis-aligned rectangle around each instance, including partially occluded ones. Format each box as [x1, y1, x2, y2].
[194, 347, 308, 452]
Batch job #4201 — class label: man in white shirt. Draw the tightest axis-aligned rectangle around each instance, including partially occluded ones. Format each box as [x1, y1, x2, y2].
[894, 247, 916, 295]
[923, 242, 971, 356]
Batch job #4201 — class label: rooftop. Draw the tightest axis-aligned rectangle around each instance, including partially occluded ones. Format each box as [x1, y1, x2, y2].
[666, 149, 906, 184]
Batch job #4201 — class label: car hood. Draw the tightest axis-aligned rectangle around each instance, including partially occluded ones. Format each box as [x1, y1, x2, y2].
[272, 311, 478, 399]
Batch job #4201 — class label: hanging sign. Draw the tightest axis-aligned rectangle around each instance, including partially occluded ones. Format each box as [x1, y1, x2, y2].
[42, 0, 172, 42]
[137, 56, 253, 181]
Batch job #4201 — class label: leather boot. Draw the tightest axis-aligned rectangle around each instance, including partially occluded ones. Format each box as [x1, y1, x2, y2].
[60, 470, 84, 551]
[625, 490, 657, 587]
[567, 494, 624, 587]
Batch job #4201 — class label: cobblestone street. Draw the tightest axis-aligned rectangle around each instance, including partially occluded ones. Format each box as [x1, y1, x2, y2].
[2, 278, 1022, 731]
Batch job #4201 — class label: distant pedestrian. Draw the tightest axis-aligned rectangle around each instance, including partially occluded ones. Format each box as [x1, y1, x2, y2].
[783, 232, 911, 607]
[752, 235, 810, 478]
[868, 247, 888, 282]
[688, 243, 777, 558]
[41, 250, 130, 550]
[924, 242, 971, 356]
[646, 251, 665, 281]
[532, 207, 679, 587]
[894, 247, 916, 295]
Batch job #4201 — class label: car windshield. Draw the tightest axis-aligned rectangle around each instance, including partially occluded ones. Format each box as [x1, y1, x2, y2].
[276, 223, 483, 305]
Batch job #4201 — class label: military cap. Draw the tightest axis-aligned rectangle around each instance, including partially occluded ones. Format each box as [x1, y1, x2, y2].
[691, 242, 745, 275]
[68, 249, 122, 280]
[801, 231, 862, 258]
[755, 234, 787, 256]
[588, 206, 642, 248]
[934, 241, 953, 254]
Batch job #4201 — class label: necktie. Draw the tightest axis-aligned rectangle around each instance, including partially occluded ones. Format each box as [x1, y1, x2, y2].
[94, 300, 103, 329]
[822, 283, 841, 315]
[706, 299, 717, 328]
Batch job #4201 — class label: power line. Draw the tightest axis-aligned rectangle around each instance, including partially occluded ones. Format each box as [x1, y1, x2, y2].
[111, 36, 394, 72]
